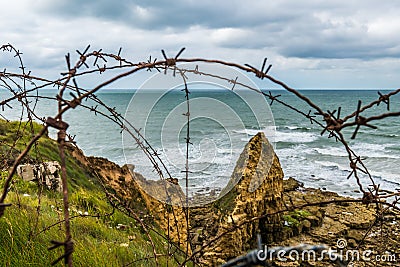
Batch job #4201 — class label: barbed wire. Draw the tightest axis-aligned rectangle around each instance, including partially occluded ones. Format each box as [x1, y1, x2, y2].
[0, 43, 399, 266]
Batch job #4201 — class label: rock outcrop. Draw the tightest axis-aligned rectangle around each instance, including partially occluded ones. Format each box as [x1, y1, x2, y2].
[85, 155, 190, 249]
[80, 132, 285, 265]
[272, 179, 400, 267]
[189, 132, 284, 265]
[68, 132, 400, 266]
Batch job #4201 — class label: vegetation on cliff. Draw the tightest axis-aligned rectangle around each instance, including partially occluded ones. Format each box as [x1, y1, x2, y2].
[2, 119, 399, 266]
[0, 119, 188, 266]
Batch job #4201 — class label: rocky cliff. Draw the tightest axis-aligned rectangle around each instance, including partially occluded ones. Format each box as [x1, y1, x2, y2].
[74, 132, 284, 265]
[71, 133, 399, 266]
[272, 179, 400, 267]
[189, 132, 284, 265]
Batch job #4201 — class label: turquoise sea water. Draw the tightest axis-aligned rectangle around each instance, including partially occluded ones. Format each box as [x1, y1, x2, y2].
[1, 89, 399, 198]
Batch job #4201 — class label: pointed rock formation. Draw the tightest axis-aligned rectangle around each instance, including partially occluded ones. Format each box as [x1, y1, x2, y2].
[83, 132, 284, 265]
[188, 132, 284, 265]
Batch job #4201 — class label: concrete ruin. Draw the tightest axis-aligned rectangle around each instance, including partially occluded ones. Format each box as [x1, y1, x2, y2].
[16, 161, 62, 192]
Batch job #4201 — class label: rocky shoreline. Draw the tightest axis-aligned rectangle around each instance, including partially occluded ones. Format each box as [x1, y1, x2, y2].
[187, 178, 400, 266]
[274, 178, 400, 266]
[78, 132, 399, 266]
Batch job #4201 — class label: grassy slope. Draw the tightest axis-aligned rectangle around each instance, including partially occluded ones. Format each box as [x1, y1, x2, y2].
[0, 120, 185, 266]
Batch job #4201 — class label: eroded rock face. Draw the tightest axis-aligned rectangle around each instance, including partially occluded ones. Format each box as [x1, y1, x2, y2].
[128, 168, 189, 249]
[70, 135, 400, 267]
[273, 182, 400, 267]
[84, 132, 285, 265]
[190, 132, 284, 265]
[86, 156, 190, 248]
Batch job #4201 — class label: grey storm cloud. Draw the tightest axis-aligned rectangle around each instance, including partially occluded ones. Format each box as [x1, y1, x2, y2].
[37, 0, 400, 60]
[40, 0, 286, 29]
[3, 0, 400, 88]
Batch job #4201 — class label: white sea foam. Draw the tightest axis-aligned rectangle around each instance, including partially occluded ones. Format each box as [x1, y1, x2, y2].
[234, 128, 318, 143]
[273, 131, 318, 143]
[283, 126, 312, 130]
[314, 160, 350, 172]
[314, 147, 347, 157]
[314, 144, 400, 159]
[370, 171, 400, 185]
[352, 142, 400, 159]
[233, 126, 276, 136]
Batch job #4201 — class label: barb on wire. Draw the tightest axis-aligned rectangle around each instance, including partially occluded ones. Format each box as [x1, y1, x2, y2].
[75, 45, 91, 69]
[146, 55, 160, 72]
[351, 100, 378, 139]
[245, 58, 272, 79]
[377, 91, 390, 110]
[266, 91, 281, 105]
[161, 47, 186, 67]
[229, 76, 238, 90]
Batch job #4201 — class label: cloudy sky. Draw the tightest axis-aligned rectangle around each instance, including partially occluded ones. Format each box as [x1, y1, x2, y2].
[2, 0, 400, 89]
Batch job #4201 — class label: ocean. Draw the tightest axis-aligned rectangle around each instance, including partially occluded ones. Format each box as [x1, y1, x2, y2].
[1, 89, 399, 199]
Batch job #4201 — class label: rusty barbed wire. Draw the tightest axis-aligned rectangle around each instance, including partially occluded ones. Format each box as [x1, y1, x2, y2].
[180, 71, 192, 259]
[0, 44, 399, 266]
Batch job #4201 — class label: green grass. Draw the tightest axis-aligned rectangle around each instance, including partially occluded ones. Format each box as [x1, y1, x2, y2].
[0, 120, 190, 266]
[0, 190, 182, 266]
